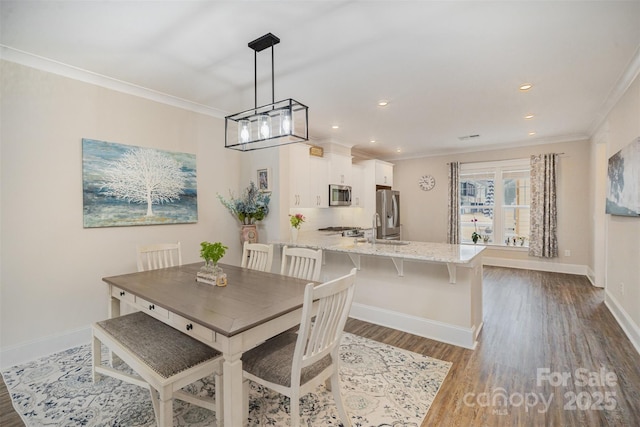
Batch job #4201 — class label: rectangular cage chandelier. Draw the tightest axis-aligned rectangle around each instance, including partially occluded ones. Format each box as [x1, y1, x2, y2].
[225, 33, 309, 151]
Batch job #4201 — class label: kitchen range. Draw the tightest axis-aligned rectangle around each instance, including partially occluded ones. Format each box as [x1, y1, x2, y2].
[318, 226, 364, 238]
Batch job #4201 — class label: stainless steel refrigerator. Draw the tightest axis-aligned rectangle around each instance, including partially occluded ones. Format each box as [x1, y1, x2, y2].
[376, 189, 401, 239]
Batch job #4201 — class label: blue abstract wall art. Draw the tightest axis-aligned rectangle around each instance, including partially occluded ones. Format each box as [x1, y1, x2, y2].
[606, 137, 640, 217]
[82, 138, 198, 227]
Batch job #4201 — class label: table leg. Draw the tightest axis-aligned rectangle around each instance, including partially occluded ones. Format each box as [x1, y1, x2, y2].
[222, 352, 244, 427]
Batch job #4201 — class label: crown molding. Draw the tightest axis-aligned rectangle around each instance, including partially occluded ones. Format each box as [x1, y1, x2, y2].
[589, 43, 640, 136]
[0, 45, 228, 119]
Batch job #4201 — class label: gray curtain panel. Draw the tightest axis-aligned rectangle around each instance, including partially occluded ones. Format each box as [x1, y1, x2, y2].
[447, 161, 460, 244]
[529, 154, 558, 258]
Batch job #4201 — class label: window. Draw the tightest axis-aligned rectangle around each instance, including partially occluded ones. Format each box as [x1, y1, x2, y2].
[460, 159, 530, 246]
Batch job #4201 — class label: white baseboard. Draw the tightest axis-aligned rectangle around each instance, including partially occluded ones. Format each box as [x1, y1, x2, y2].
[349, 303, 478, 350]
[604, 291, 640, 357]
[483, 256, 591, 277]
[1, 326, 91, 370]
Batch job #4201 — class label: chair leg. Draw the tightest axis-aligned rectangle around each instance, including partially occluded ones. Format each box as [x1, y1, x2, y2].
[149, 389, 161, 424]
[330, 372, 351, 427]
[215, 373, 223, 426]
[157, 392, 173, 427]
[243, 379, 250, 423]
[290, 391, 300, 427]
[91, 336, 102, 383]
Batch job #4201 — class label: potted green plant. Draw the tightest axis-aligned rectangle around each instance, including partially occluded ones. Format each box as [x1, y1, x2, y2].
[471, 216, 481, 244]
[197, 241, 228, 285]
[200, 241, 228, 266]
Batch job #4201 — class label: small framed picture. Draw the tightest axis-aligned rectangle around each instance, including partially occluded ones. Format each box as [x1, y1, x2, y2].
[257, 168, 272, 192]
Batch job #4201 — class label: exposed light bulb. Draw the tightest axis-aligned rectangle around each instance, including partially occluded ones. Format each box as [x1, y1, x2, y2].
[239, 119, 250, 143]
[258, 115, 271, 139]
[280, 109, 292, 134]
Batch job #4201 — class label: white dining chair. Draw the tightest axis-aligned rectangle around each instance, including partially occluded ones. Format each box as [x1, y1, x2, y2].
[137, 242, 182, 272]
[92, 312, 223, 426]
[280, 245, 323, 281]
[240, 241, 274, 272]
[241, 268, 357, 427]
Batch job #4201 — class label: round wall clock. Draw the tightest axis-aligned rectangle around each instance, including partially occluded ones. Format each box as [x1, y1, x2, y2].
[418, 174, 436, 191]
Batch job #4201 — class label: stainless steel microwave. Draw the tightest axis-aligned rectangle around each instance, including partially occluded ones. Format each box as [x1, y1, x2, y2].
[329, 184, 352, 206]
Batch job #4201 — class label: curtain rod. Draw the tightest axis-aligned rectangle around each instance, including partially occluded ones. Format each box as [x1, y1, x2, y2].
[447, 153, 565, 165]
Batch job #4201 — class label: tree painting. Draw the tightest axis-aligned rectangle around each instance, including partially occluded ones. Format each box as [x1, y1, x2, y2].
[82, 139, 197, 227]
[606, 137, 640, 217]
[101, 147, 187, 217]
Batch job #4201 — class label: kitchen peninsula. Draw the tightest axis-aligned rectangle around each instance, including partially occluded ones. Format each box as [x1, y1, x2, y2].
[272, 232, 485, 349]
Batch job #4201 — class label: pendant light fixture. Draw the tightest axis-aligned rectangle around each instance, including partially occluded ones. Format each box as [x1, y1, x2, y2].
[225, 33, 309, 151]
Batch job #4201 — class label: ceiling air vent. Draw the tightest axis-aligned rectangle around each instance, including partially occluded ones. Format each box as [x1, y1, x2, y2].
[458, 134, 480, 141]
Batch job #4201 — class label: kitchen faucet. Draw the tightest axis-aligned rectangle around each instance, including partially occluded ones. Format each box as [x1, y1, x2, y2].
[372, 213, 381, 247]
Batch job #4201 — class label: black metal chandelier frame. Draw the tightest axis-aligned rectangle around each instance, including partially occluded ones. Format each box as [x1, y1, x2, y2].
[224, 33, 309, 151]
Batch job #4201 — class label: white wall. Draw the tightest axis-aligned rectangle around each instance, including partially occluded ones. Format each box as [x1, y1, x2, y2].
[392, 139, 593, 273]
[598, 72, 640, 353]
[0, 60, 245, 366]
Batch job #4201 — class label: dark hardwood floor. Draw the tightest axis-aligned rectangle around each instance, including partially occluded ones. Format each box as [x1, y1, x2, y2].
[2, 266, 639, 426]
[1, 373, 24, 427]
[345, 267, 640, 427]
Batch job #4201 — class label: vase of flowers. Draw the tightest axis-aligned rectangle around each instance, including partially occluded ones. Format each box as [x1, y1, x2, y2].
[289, 213, 305, 243]
[197, 241, 228, 285]
[218, 181, 270, 243]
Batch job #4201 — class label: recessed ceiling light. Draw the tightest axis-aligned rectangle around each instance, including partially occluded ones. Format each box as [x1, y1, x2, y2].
[524, 114, 534, 119]
[528, 131, 536, 136]
[378, 100, 389, 107]
[519, 83, 533, 91]
[396, 148, 401, 153]
[370, 139, 376, 144]
[331, 125, 340, 129]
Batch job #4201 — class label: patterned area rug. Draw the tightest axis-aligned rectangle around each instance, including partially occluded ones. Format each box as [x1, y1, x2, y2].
[3, 333, 451, 427]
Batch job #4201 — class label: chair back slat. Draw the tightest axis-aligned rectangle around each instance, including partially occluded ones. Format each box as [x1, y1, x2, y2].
[292, 268, 357, 372]
[137, 242, 182, 272]
[281, 246, 322, 281]
[241, 242, 274, 272]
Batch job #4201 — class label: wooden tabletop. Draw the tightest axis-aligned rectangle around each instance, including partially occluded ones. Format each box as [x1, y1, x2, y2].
[102, 263, 314, 337]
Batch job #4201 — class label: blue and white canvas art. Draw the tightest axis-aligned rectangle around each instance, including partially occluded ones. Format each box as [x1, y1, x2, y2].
[82, 138, 197, 227]
[606, 137, 640, 217]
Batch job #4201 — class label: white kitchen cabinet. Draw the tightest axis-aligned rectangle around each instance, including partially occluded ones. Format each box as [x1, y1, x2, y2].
[375, 161, 394, 187]
[351, 163, 364, 207]
[326, 153, 353, 186]
[289, 143, 310, 207]
[288, 144, 329, 208]
[309, 156, 329, 207]
[355, 159, 395, 223]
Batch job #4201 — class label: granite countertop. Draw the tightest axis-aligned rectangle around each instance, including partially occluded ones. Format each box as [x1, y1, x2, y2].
[271, 231, 485, 265]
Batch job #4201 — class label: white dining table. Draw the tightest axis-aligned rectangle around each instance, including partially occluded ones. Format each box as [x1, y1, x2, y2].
[102, 262, 314, 427]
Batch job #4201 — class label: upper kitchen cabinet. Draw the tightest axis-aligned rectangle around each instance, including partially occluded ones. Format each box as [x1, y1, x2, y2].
[375, 161, 394, 187]
[355, 159, 395, 221]
[351, 163, 364, 207]
[309, 156, 329, 208]
[289, 143, 311, 207]
[288, 143, 329, 208]
[358, 159, 395, 188]
[326, 153, 353, 186]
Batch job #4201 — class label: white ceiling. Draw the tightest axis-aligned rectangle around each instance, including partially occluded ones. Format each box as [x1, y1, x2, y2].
[2, 1, 639, 160]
